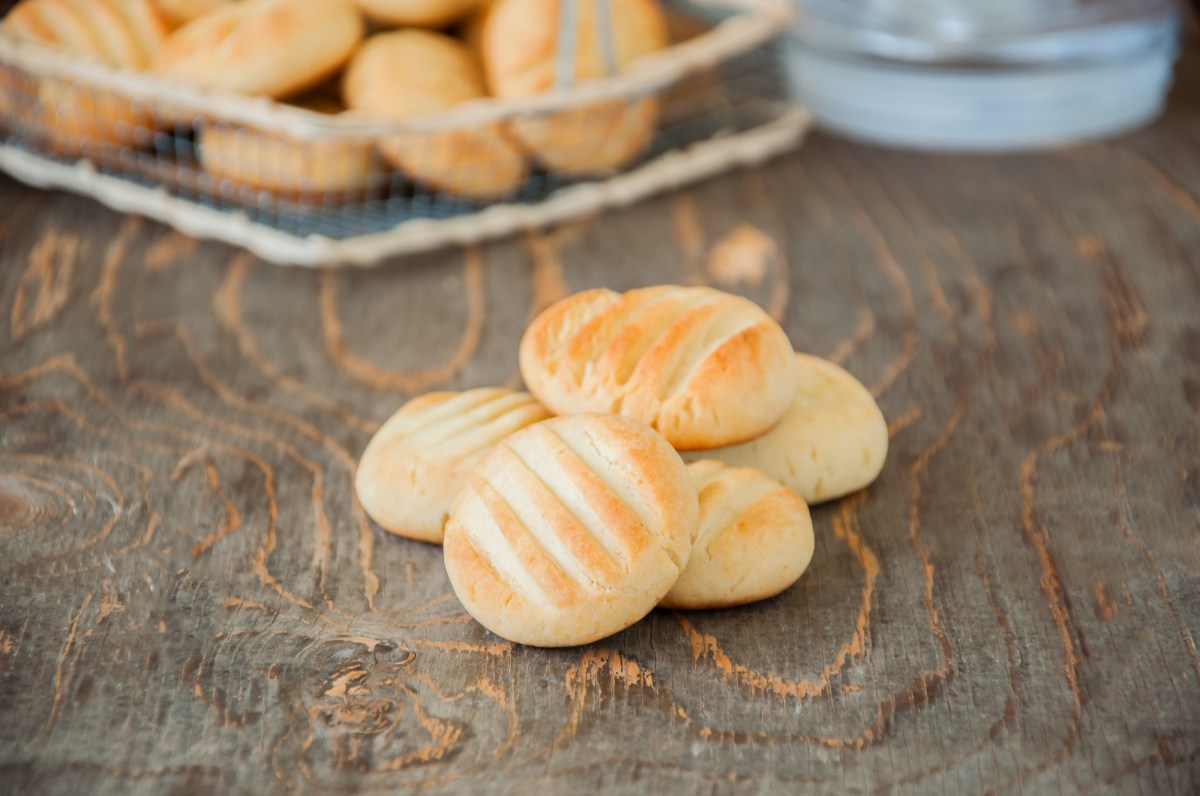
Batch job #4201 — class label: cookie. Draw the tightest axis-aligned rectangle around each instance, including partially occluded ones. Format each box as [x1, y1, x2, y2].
[342, 29, 527, 200]
[519, 285, 799, 450]
[355, 388, 551, 544]
[682, 354, 888, 504]
[4, 0, 170, 68]
[479, 0, 668, 174]
[510, 96, 659, 176]
[480, 0, 667, 98]
[660, 460, 813, 610]
[152, 0, 363, 99]
[443, 413, 699, 647]
[197, 94, 382, 200]
[2, 0, 170, 150]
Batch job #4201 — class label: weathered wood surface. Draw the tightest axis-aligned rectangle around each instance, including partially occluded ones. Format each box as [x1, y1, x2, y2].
[2, 52, 1200, 796]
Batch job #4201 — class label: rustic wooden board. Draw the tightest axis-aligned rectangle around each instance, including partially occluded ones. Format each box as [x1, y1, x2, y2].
[1, 51, 1199, 796]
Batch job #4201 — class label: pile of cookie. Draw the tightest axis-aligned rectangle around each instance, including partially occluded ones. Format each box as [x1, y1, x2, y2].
[357, 285, 888, 647]
[0, 0, 670, 200]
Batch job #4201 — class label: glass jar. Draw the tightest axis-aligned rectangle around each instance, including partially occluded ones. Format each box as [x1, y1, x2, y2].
[786, 0, 1183, 150]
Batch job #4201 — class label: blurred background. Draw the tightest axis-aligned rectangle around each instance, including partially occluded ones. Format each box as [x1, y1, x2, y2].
[787, 0, 1183, 151]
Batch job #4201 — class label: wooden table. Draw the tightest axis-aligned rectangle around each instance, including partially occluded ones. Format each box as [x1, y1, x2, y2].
[2, 50, 1199, 796]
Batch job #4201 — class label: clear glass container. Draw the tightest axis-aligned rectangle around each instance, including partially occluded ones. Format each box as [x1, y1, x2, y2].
[786, 0, 1183, 150]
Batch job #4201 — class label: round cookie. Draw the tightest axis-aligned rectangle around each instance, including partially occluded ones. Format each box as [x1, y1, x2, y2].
[353, 0, 483, 28]
[342, 29, 527, 200]
[2, 0, 170, 150]
[152, 0, 363, 99]
[682, 354, 888, 505]
[3, 0, 171, 68]
[443, 413, 699, 647]
[197, 95, 382, 200]
[519, 285, 799, 450]
[355, 388, 551, 544]
[481, 0, 667, 98]
[26, 79, 152, 154]
[509, 95, 660, 176]
[661, 460, 814, 610]
[479, 0, 668, 175]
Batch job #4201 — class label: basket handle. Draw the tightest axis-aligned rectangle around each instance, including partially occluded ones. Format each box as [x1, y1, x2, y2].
[597, 0, 619, 77]
[555, 0, 620, 89]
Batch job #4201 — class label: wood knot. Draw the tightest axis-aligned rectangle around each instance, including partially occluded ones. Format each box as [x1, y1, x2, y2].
[0, 474, 68, 535]
[302, 638, 428, 769]
[323, 663, 372, 699]
[318, 699, 398, 736]
[372, 640, 415, 667]
[0, 488, 26, 527]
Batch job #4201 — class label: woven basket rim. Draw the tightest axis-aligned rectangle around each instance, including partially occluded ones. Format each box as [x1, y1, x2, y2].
[0, 0, 793, 138]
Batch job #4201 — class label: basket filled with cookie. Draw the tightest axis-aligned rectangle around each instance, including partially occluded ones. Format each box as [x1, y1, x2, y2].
[0, 0, 807, 266]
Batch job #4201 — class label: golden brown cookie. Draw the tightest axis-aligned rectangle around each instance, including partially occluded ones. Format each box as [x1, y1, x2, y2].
[661, 460, 814, 610]
[682, 354, 888, 504]
[479, 0, 668, 175]
[355, 389, 552, 544]
[152, 0, 363, 99]
[511, 96, 659, 176]
[197, 94, 382, 200]
[519, 285, 799, 449]
[2, 0, 170, 150]
[342, 29, 527, 200]
[4, 0, 170, 68]
[443, 413, 698, 647]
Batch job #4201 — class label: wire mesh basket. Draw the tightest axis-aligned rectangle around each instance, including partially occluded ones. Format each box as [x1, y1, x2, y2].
[0, 0, 807, 267]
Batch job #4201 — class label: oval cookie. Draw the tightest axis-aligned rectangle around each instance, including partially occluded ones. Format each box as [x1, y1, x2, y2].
[153, 0, 363, 99]
[683, 354, 888, 504]
[519, 285, 799, 450]
[479, 0, 668, 175]
[2, 0, 170, 150]
[661, 460, 813, 610]
[4, 0, 171, 68]
[443, 413, 699, 647]
[355, 388, 551, 544]
[198, 95, 382, 199]
[342, 29, 527, 200]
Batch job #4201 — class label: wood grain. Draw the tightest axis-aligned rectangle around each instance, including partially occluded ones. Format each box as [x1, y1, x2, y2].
[2, 49, 1200, 796]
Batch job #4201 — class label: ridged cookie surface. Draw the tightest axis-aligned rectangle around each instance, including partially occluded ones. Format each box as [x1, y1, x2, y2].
[152, 0, 363, 98]
[519, 286, 799, 449]
[443, 413, 698, 647]
[355, 388, 551, 544]
[479, 0, 667, 98]
[682, 354, 888, 504]
[661, 460, 813, 610]
[197, 94, 382, 199]
[2, 0, 168, 149]
[479, 0, 668, 174]
[3, 0, 170, 68]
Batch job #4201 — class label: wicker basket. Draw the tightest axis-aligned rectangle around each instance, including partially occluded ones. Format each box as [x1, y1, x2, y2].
[0, 0, 808, 267]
